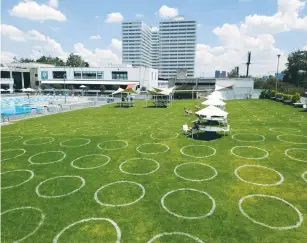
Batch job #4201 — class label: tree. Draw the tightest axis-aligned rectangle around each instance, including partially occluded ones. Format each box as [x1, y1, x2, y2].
[283, 50, 307, 88]
[36, 55, 65, 66]
[227, 68, 238, 78]
[100, 84, 106, 93]
[66, 53, 89, 67]
[20, 58, 35, 63]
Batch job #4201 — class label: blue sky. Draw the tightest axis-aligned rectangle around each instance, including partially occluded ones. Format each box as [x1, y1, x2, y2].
[1, 0, 307, 76]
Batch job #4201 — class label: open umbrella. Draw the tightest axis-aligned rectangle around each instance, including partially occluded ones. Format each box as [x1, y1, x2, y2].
[80, 85, 86, 88]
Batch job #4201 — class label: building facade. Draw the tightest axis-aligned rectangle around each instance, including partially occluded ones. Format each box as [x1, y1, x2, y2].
[151, 30, 159, 70]
[158, 20, 196, 79]
[122, 21, 152, 68]
[38, 65, 158, 90]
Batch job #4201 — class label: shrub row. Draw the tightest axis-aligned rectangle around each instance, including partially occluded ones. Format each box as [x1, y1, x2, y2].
[260, 89, 301, 104]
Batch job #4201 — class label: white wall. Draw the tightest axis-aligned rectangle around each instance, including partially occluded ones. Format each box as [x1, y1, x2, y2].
[37, 66, 158, 90]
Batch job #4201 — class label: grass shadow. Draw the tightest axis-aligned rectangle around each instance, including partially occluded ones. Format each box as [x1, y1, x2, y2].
[187, 132, 224, 141]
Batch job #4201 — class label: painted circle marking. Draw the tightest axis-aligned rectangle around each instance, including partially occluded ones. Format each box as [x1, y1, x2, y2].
[285, 148, 307, 162]
[71, 154, 111, 170]
[232, 133, 265, 142]
[1, 136, 23, 144]
[180, 145, 216, 159]
[239, 194, 303, 230]
[23, 137, 55, 145]
[136, 143, 170, 155]
[174, 162, 218, 182]
[302, 171, 307, 183]
[1, 170, 34, 189]
[119, 158, 160, 175]
[1, 207, 45, 242]
[161, 188, 216, 219]
[28, 151, 66, 165]
[53, 217, 121, 243]
[36, 175, 85, 198]
[97, 140, 128, 150]
[150, 132, 179, 140]
[234, 165, 284, 186]
[277, 134, 307, 145]
[60, 138, 91, 147]
[1, 149, 26, 161]
[147, 232, 204, 243]
[116, 131, 142, 138]
[94, 181, 145, 207]
[270, 128, 300, 133]
[231, 146, 269, 160]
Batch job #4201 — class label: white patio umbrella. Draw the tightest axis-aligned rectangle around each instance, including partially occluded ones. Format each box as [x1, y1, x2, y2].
[202, 99, 225, 106]
[79, 85, 86, 88]
[196, 105, 228, 118]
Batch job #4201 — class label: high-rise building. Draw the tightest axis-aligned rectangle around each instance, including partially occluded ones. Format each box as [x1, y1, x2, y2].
[151, 30, 159, 70]
[215, 70, 221, 78]
[159, 20, 196, 79]
[221, 71, 227, 78]
[121, 21, 152, 68]
[121, 19, 196, 79]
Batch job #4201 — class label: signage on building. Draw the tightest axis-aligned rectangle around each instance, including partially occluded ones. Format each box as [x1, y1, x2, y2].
[41, 71, 48, 80]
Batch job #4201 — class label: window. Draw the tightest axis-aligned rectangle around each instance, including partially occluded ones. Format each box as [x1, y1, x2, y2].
[74, 71, 82, 79]
[97, 72, 104, 79]
[82, 71, 96, 79]
[53, 71, 66, 79]
[112, 71, 128, 80]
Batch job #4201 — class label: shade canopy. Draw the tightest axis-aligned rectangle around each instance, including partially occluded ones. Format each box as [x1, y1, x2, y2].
[196, 105, 228, 118]
[148, 86, 175, 95]
[111, 88, 124, 95]
[202, 99, 225, 106]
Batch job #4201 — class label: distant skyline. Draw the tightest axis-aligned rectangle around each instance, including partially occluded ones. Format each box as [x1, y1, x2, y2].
[1, 0, 307, 77]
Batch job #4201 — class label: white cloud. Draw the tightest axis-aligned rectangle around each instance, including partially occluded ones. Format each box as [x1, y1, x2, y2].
[9, 0, 66, 22]
[158, 5, 178, 18]
[1, 24, 26, 41]
[104, 12, 124, 23]
[195, 0, 307, 77]
[136, 14, 144, 18]
[89, 35, 102, 40]
[44, 36, 68, 59]
[74, 43, 121, 66]
[48, 26, 59, 31]
[49, 0, 58, 8]
[110, 38, 122, 51]
[303, 45, 307, 51]
[1, 51, 16, 63]
[151, 27, 159, 32]
[28, 29, 47, 41]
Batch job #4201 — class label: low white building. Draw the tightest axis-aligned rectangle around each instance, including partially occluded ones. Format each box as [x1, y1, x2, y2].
[38, 65, 158, 90]
[215, 78, 254, 100]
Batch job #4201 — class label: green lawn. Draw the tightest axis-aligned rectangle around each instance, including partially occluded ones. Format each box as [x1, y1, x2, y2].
[1, 99, 307, 243]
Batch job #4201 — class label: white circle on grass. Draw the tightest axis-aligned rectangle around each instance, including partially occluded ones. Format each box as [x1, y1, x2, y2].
[71, 154, 111, 170]
[161, 188, 216, 219]
[36, 175, 85, 198]
[302, 171, 307, 183]
[116, 132, 142, 138]
[150, 133, 179, 140]
[234, 165, 284, 186]
[180, 145, 216, 159]
[136, 143, 170, 155]
[285, 148, 307, 162]
[1, 149, 26, 161]
[231, 146, 269, 160]
[28, 151, 66, 165]
[60, 138, 91, 147]
[2, 128, 21, 134]
[94, 181, 145, 207]
[97, 140, 128, 150]
[1, 136, 23, 144]
[82, 130, 108, 136]
[53, 217, 121, 243]
[270, 128, 300, 133]
[119, 158, 160, 175]
[147, 232, 204, 243]
[174, 162, 218, 182]
[277, 135, 307, 145]
[239, 194, 303, 230]
[23, 137, 55, 145]
[1, 170, 34, 189]
[232, 133, 265, 142]
[1, 206, 45, 242]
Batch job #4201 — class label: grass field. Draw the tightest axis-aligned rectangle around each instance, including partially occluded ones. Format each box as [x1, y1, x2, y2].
[1, 99, 307, 243]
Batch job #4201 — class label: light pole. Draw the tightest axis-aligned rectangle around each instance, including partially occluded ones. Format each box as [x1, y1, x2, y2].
[275, 54, 281, 91]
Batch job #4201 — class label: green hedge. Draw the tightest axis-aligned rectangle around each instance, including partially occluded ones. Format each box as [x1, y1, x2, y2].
[259, 90, 301, 104]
